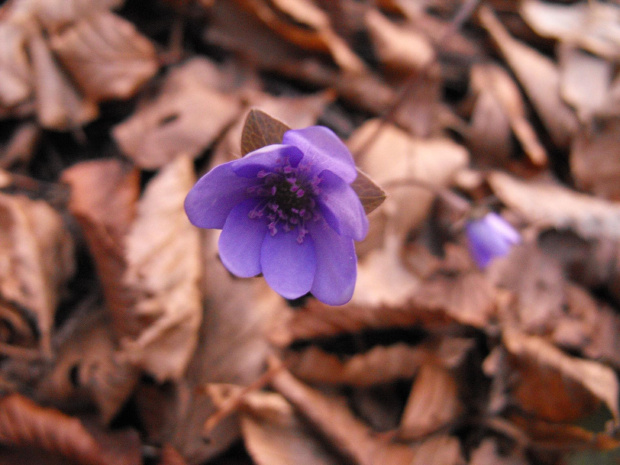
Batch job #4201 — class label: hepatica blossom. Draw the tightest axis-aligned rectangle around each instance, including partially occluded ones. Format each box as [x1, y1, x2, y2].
[184, 126, 369, 305]
[466, 212, 521, 269]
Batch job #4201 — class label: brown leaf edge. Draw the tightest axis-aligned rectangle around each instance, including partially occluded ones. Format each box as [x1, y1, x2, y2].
[240, 109, 386, 214]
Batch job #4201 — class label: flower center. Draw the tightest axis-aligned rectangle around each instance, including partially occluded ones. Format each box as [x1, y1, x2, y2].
[246, 157, 321, 243]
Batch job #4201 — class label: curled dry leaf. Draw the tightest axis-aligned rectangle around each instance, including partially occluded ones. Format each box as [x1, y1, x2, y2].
[399, 363, 461, 440]
[0, 193, 74, 356]
[0, 393, 141, 465]
[158, 444, 189, 465]
[470, 438, 528, 465]
[36, 311, 139, 425]
[479, 6, 577, 148]
[50, 11, 158, 102]
[364, 9, 434, 76]
[28, 0, 124, 34]
[521, 0, 620, 60]
[27, 24, 98, 129]
[271, 363, 416, 465]
[571, 119, 620, 201]
[113, 59, 242, 169]
[241, 391, 341, 465]
[489, 171, 620, 241]
[121, 156, 202, 382]
[62, 159, 140, 338]
[233, 0, 365, 73]
[470, 63, 546, 166]
[503, 330, 619, 423]
[0, 22, 31, 107]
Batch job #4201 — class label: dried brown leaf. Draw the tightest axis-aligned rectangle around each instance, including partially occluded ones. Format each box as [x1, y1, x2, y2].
[120, 156, 202, 382]
[240, 108, 290, 156]
[234, 0, 365, 73]
[399, 363, 461, 439]
[470, 438, 528, 465]
[158, 444, 189, 465]
[0, 393, 141, 465]
[489, 171, 620, 241]
[271, 363, 416, 465]
[571, 119, 620, 201]
[365, 9, 434, 75]
[36, 312, 139, 424]
[30, 0, 124, 33]
[62, 159, 140, 338]
[28, 25, 98, 129]
[503, 330, 619, 423]
[50, 11, 158, 102]
[0, 22, 32, 107]
[0, 193, 74, 356]
[241, 391, 341, 465]
[113, 62, 241, 169]
[479, 6, 578, 148]
[521, 0, 620, 60]
[409, 435, 464, 465]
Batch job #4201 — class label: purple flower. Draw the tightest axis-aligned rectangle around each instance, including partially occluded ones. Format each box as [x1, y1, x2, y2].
[184, 126, 368, 305]
[466, 212, 521, 269]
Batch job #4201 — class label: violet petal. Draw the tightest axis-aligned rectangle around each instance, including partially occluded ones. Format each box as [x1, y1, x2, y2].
[309, 220, 357, 305]
[317, 169, 368, 241]
[184, 163, 256, 229]
[218, 199, 267, 277]
[261, 232, 316, 299]
[283, 126, 357, 183]
[232, 144, 304, 178]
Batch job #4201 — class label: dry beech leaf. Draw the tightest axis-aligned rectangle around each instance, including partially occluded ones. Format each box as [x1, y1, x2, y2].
[62, 159, 140, 338]
[571, 119, 620, 201]
[349, 119, 468, 245]
[412, 271, 496, 329]
[29, 0, 124, 34]
[271, 298, 454, 347]
[503, 330, 619, 423]
[241, 391, 341, 465]
[399, 363, 461, 440]
[488, 244, 564, 334]
[479, 6, 577, 148]
[0, 393, 141, 465]
[559, 45, 612, 123]
[50, 11, 158, 102]
[27, 25, 98, 129]
[36, 312, 139, 425]
[158, 444, 189, 465]
[233, 0, 365, 73]
[271, 363, 417, 465]
[489, 171, 620, 241]
[364, 9, 434, 76]
[470, 438, 528, 465]
[0, 22, 32, 107]
[470, 63, 546, 166]
[408, 435, 464, 465]
[240, 109, 290, 156]
[521, 0, 620, 60]
[113, 60, 241, 169]
[0, 122, 41, 169]
[0, 193, 74, 356]
[121, 156, 202, 382]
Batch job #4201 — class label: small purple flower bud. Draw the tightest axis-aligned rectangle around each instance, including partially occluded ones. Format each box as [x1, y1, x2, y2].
[466, 212, 521, 269]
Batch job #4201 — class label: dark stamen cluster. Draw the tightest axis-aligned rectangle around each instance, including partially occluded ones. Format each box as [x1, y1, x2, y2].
[247, 157, 321, 243]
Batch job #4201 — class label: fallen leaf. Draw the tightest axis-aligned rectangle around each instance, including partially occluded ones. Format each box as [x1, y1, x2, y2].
[28, 24, 98, 129]
[399, 363, 462, 439]
[0, 193, 74, 356]
[0, 393, 141, 465]
[470, 438, 528, 465]
[36, 311, 139, 424]
[120, 156, 202, 382]
[571, 119, 620, 200]
[62, 159, 140, 339]
[488, 171, 620, 241]
[113, 60, 242, 169]
[408, 435, 464, 465]
[241, 391, 341, 465]
[50, 11, 158, 102]
[271, 362, 417, 465]
[0, 21, 32, 107]
[503, 330, 619, 423]
[520, 0, 620, 60]
[479, 5, 578, 148]
[158, 444, 189, 465]
[30, 0, 124, 34]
